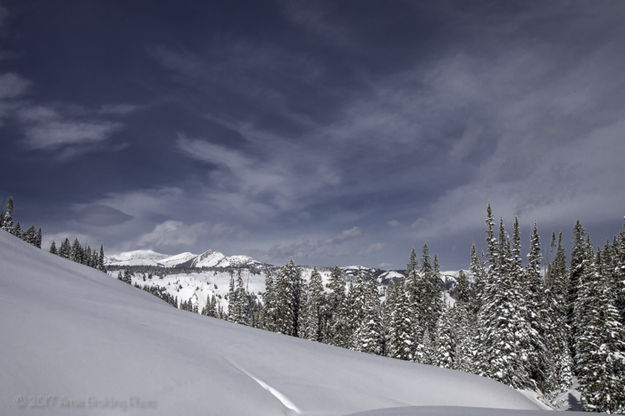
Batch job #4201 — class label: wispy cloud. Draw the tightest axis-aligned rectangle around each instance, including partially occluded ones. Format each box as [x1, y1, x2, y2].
[135, 220, 232, 249]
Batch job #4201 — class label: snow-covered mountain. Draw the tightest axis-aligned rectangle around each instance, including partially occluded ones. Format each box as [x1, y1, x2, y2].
[0, 230, 555, 415]
[106, 248, 264, 269]
[105, 249, 169, 266]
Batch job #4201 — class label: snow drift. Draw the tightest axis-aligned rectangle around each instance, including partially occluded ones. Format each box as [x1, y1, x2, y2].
[0, 231, 582, 415]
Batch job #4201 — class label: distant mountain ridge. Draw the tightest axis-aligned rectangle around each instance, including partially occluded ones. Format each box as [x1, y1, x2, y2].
[105, 249, 264, 269]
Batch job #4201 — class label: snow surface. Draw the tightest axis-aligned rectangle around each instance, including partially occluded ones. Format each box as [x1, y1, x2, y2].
[1, 231, 581, 415]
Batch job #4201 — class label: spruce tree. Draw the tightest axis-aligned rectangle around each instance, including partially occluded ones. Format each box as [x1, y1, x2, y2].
[303, 269, 325, 342]
[13, 222, 22, 238]
[326, 266, 349, 347]
[71, 238, 82, 263]
[49, 241, 58, 255]
[544, 232, 573, 396]
[273, 259, 302, 337]
[387, 277, 414, 361]
[476, 215, 532, 389]
[98, 245, 105, 271]
[1, 196, 14, 232]
[59, 238, 71, 258]
[353, 273, 384, 355]
[524, 222, 549, 392]
[262, 270, 277, 332]
[36, 228, 42, 248]
[576, 247, 625, 413]
[434, 305, 455, 369]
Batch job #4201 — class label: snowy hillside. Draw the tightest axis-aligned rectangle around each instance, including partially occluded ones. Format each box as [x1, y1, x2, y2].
[0, 230, 572, 415]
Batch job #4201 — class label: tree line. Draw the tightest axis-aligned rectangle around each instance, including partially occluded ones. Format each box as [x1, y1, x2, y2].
[218, 205, 624, 413]
[1, 197, 42, 248]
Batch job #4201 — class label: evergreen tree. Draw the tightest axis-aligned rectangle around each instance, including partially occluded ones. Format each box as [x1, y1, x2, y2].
[13, 222, 22, 238]
[273, 259, 303, 337]
[544, 232, 573, 396]
[576, 247, 625, 413]
[353, 272, 384, 355]
[326, 266, 350, 347]
[387, 277, 414, 361]
[229, 270, 249, 325]
[476, 214, 532, 389]
[98, 245, 105, 271]
[49, 241, 58, 255]
[303, 269, 325, 342]
[569, 220, 589, 361]
[524, 222, 549, 391]
[23, 225, 36, 246]
[262, 270, 277, 332]
[59, 238, 71, 258]
[434, 305, 455, 368]
[1, 196, 14, 232]
[455, 270, 471, 304]
[35, 228, 42, 248]
[71, 238, 82, 263]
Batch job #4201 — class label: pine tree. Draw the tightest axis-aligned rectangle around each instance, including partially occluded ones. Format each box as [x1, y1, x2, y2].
[59, 238, 71, 258]
[23, 225, 36, 246]
[229, 270, 249, 325]
[326, 266, 350, 347]
[353, 273, 384, 355]
[1, 196, 14, 232]
[544, 232, 573, 396]
[98, 245, 105, 271]
[434, 305, 455, 368]
[576, 247, 625, 413]
[387, 277, 414, 361]
[262, 270, 277, 332]
[303, 269, 325, 342]
[273, 259, 303, 337]
[71, 238, 82, 263]
[35, 228, 42, 248]
[524, 222, 549, 391]
[49, 241, 58, 255]
[13, 222, 22, 238]
[569, 220, 589, 362]
[475, 214, 532, 389]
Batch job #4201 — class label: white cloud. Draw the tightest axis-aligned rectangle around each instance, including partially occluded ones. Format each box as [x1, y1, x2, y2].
[23, 120, 123, 149]
[325, 226, 361, 244]
[0, 72, 30, 100]
[135, 220, 232, 249]
[387, 219, 400, 228]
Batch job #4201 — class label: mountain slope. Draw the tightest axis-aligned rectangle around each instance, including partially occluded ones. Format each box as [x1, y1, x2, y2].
[0, 231, 571, 415]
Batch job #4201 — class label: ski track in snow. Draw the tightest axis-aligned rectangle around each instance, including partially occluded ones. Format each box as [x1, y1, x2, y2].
[228, 359, 301, 414]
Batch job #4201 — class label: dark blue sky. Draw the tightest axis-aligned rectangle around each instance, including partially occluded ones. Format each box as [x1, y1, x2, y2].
[1, 0, 624, 269]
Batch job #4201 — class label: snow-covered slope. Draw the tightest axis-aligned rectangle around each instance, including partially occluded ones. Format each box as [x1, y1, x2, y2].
[157, 251, 197, 267]
[1, 231, 570, 415]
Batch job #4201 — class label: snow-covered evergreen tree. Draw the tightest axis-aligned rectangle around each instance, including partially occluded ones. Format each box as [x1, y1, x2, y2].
[353, 273, 384, 355]
[576, 247, 625, 413]
[434, 305, 455, 368]
[543, 232, 573, 396]
[326, 266, 350, 347]
[523, 222, 549, 391]
[387, 277, 414, 361]
[476, 214, 532, 389]
[49, 241, 57, 255]
[1, 196, 14, 232]
[273, 259, 303, 337]
[303, 268, 325, 342]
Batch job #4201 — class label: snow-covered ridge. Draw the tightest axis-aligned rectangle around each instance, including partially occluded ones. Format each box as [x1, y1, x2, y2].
[0, 230, 547, 415]
[105, 248, 264, 269]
